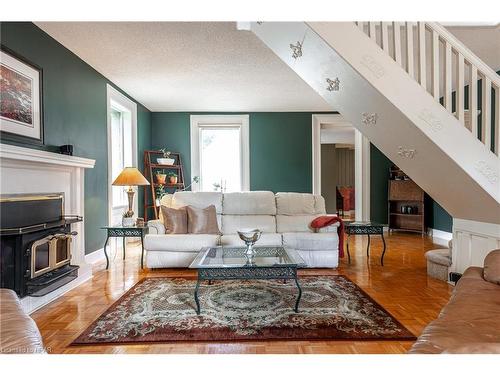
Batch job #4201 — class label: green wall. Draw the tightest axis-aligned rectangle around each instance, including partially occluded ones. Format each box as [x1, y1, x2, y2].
[151, 112, 315, 193]
[0, 22, 152, 254]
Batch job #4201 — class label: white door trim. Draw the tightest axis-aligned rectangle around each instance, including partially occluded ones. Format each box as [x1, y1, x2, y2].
[190, 115, 250, 192]
[312, 114, 370, 220]
[106, 84, 138, 226]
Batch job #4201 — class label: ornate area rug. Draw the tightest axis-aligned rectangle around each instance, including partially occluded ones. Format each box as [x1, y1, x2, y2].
[72, 276, 415, 345]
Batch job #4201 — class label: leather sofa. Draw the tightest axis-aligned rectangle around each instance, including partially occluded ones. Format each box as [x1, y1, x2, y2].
[409, 249, 500, 354]
[145, 191, 339, 268]
[0, 289, 46, 354]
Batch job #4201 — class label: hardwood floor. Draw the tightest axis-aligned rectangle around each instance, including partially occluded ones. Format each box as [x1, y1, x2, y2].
[31, 232, 452, 354]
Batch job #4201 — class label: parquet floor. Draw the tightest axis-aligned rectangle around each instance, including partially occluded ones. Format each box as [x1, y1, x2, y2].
[31, 232, 453, 354]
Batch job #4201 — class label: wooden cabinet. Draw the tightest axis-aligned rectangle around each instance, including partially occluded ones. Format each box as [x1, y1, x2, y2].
[388, 166, 426, 235]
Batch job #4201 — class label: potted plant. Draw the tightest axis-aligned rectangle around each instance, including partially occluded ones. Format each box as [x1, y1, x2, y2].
[155, 185, 165, 206]
[155, 170, 167, 184]
[122, 211, 134, 227]
[167, 171, 178, 184]
[157, 149, 175, 165]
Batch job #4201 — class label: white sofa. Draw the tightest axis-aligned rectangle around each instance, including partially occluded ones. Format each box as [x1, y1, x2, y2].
[145, 191, 340, 268]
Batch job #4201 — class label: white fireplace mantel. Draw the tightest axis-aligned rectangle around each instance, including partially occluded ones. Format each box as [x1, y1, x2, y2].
[0, 143, 96, 313]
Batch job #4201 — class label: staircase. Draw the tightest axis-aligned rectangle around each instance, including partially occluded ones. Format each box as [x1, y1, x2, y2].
[247, 22, 500, 225]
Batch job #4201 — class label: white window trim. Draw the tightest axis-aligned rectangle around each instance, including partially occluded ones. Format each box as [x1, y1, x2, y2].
[190, 115, 250, 192]
[312, 114, 370, 221]
[106, 84, 138, 225]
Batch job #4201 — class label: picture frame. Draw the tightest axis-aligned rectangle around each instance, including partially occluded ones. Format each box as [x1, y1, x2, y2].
[0, 45, 44, 145]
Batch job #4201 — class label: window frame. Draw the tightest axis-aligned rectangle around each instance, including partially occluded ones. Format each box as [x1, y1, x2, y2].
[106, 84, 138, 225]
[190, 115, 250, 192]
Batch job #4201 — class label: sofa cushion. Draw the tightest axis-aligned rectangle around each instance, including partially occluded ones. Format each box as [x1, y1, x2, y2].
[186, 205, 220, 234]
[282, 232, 339, 252]
[296, 249, 339, 268]
[276, 192, 316, 215]
[220, 233, 282, 247]
[146, 250, 200, 268]
[276, 215, 317, 233]
[171, 191, 223, 214]
[144, 234, 219, 252]
[483, 249, 500, 285]
[161, 206, 188, 234]
[314, 195, 326, 214]
[221, 214, 276, 234]
[223, 191, 276, 215]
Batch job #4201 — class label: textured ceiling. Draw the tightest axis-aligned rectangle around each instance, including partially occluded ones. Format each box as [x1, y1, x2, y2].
[35, 22, 499, 112]
[35, 22, 331, 112]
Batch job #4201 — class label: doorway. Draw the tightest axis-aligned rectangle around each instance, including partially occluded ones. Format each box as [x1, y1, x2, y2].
[312, 114, 370, 222]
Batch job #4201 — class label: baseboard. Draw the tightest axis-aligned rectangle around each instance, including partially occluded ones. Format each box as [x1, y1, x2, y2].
[428, 228, 452, 246]
[85, 248, 105, 264]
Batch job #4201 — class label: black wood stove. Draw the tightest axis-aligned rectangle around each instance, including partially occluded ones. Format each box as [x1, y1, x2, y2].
[0, 193, 81, 297]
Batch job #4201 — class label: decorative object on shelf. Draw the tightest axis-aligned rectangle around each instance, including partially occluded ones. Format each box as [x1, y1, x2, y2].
[388, 165, 426, 235]
[290, 41, 303, 59]
[112, 167, 150, 224]
[0, 46, 43, 145]
[237, 229, 262, 257]
[136, 217, 145, 227]
[143, 150, 186, 220]
[362, 112, 377, 125]
[155, 170, 167, 184]
[167, 171, 178, 184]
[157, 148, 175, 165]
[59, 144, 73, 156]
[397, 146, 417, 159]
[326, 77, 340, 91]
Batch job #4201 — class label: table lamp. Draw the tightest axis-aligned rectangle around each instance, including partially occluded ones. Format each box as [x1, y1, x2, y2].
[112, 167, 150, 222]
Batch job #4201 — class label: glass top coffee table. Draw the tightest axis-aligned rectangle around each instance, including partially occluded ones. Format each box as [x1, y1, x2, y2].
[189, 246, 306, 315]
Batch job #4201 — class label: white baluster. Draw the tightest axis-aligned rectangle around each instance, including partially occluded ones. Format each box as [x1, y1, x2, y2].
[381, 22, 389, 54]
[444, 42, 453, 110]
[357, 21, 365, 33]
[369, 22, 376, 41]
[418, 22, 426, 90]
[406, 22, 414, 78]
[393, 22, 402, 66]
[432, 30, 440, 100]
[470, 65, 478, 138]
[495, 85, 500, 155]
[456, 53, 465, 123]
[482, 76, 492, 150]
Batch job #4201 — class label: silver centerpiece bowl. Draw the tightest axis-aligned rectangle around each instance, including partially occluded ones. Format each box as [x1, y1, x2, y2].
[237, 229, 262, 257]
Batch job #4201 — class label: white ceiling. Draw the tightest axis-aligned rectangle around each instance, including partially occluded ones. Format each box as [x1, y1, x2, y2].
[35, 22, 499, 112]
[35, 22, 330, 112]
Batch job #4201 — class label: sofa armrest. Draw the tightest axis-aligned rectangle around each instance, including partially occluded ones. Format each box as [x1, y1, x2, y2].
[147, 219, 165, 235]
[317, 223, 339, 233]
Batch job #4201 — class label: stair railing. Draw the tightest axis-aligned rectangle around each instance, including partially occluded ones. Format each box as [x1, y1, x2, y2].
[355, 22, 500, 155]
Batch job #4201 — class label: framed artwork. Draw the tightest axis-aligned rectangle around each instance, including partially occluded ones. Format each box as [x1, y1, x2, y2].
[0, 45, 44, 145]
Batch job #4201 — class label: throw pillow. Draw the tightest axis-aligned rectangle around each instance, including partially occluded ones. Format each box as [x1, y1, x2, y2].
[161, 206, 188, 234]
[186, 205, 220, 234]
[483, 249, 500, 285]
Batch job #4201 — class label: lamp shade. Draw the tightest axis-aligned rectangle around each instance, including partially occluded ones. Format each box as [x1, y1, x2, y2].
[112, 167, 150, 186]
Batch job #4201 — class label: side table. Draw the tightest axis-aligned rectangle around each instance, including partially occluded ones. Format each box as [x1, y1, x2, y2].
[101, 226, 147, 269]
[344, 222, 387, 266]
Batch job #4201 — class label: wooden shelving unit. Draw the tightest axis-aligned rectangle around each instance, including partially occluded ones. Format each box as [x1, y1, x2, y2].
[143, 150, 185, 221]
[388, 165, 426, 235]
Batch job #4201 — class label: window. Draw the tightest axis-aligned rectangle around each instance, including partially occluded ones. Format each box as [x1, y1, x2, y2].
[110, 108, 132, 208]
[107, 85, 137, 225]
[190, 115, 249, 192]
